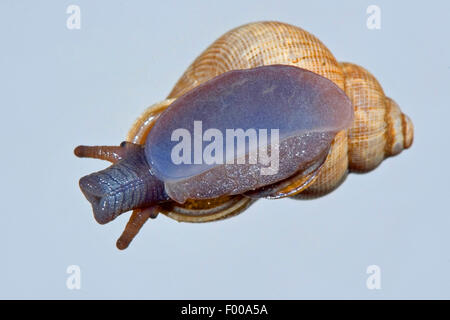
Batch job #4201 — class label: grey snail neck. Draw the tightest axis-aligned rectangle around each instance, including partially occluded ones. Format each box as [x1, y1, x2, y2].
[78, 143, 169, 224]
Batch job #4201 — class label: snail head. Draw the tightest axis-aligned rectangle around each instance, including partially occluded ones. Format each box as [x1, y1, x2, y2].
[74, 142, 168, 224]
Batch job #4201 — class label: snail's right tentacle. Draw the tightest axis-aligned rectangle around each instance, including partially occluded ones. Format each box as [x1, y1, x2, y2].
[116, 206, 160, 250]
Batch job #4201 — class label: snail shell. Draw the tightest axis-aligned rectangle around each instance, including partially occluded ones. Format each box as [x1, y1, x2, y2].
[128, 21, 413, 222]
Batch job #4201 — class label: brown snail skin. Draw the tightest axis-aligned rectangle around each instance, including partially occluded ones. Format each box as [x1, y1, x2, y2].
[75, 21, 414, 250]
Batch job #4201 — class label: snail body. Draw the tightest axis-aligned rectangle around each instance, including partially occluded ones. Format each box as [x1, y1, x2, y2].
[75, 21, 413, 249]
[146, 65, 353, 204]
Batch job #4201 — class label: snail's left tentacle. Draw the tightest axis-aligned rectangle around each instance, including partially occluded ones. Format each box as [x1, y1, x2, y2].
[116, 206, 160, 250]
[74, 141, 139, 164]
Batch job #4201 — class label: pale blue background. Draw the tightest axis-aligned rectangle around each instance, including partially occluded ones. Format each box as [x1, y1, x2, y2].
[1, 0, 449, 299]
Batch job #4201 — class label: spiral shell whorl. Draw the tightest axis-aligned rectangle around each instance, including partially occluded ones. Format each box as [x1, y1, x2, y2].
[341, 62, 413, 172]
[385, 97, 414, 155]
[168, 21, 346, 97]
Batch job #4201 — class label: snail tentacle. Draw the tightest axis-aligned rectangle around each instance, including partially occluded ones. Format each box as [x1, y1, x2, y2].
[74, 142, 139, 164]
[116, 206, 160, 250]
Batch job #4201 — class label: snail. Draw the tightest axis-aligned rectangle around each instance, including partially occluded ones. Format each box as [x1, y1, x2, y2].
[75, 21, 413, 250]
